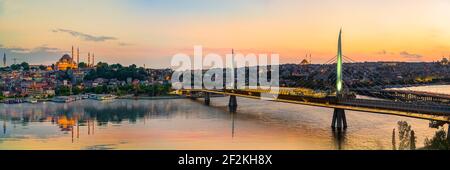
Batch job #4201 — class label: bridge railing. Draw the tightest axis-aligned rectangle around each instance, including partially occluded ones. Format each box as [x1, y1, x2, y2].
[340, 98, 450, 115]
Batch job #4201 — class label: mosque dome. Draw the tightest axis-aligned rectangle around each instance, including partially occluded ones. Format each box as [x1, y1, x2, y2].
[59, 54, 72, 62]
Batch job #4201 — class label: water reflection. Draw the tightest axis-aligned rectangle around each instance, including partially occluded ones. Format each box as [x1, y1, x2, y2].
[231, 113, 235, 138]
[0, 100, 181, 129]
[1, 99, 245, 149]
[0, 97, 448, 150]
[332, 129, 346, 150]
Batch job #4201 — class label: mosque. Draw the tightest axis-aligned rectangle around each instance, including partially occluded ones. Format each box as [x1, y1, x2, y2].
[299, 54, 312, 65]
[55, 46, 95, 71]
[56, 54, 77, 71]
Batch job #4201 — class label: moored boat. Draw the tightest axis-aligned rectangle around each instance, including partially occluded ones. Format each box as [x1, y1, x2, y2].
[52, 96, 75, 103]
[95, 94, 118, 101]
[5, 99, 24, 104]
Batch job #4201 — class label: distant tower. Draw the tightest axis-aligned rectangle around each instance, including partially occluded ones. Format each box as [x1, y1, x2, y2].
[309, 54, 312, 64]
[3, 53, 6, 67]
[92, 53, 95, 67]
[336, 29, 343, 95]
[88, 52, 91, 67]
[77, 47, 80, 65]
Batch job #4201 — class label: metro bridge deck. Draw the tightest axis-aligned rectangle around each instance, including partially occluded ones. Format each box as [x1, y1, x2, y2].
[179, 88, 450, 123]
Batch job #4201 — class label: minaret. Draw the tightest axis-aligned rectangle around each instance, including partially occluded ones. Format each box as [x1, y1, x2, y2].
[88, 52, 91, 67]
[309, 54, 312, 64]
[3, 53, 6, 67]
[77, 47, 80, 65]
[71, 46, 74, 62]
[92, 53, 95, 67]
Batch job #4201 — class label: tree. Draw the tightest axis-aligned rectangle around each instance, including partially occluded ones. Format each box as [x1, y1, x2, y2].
[0, 92, 4, 100]
[398, 121, 412, 150]
[424, 129, 450, 150]
[39, 65, 47, 70]
[410, 130, 416, 150]
[84, 62, 149, 81]
[20, 62, 30, 70]
[56, 86, 71, 96]
[10, 64, 20, 70]
[10, 62, 30, 70]
[94, 85, 107, 94]
[392, 128, 396, 150]
[72, 86, 82, 95]
[78, 62, 88, 68]
[111, 63, 123, 69]
[392, 121, 416, 150]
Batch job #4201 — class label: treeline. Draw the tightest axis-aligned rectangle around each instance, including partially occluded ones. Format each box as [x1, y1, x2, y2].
[84, 62, 148, 81]
[10, 62, 30, 70]
[56, 84, 172, 97]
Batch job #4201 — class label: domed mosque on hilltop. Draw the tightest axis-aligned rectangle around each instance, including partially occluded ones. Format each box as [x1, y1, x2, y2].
[299, 54, 312, 65]
[54, 46, 97, 70]
[56, 54, 77, 71]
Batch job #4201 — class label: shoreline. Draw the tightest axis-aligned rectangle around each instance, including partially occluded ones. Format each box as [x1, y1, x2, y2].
[117, 95, 187, 100]
[0, 95, 189, 104]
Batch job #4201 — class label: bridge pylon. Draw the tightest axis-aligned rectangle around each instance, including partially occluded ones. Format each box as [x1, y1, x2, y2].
[332, 29, 348, 130]
[227, 48, 238, 113]
[448, 124, 450, 143]
[204, 92, 210, 105]
[228, 95, 237, 113]
[332, 108, 347, 130]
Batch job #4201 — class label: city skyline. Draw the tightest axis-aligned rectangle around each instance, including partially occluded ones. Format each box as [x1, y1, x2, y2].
[1, 0, 450, 68]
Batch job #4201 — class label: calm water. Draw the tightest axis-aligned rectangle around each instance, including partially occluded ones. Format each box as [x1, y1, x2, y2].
[0, 85, 449, 150]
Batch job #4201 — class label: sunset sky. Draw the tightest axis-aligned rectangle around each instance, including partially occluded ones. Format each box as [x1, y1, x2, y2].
[1, 0, 450, 68]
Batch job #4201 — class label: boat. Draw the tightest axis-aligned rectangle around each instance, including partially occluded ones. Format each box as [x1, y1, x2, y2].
[5, 99, 24, 104]
[74, 95, 82, 101]
[88, 94, 97, 99]
[52, 96, 75, 103]
[95, 94, 117, 101]
[25, 98, 38, 104]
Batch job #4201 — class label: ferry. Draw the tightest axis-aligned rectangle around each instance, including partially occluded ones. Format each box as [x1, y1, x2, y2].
[52, 96, 75, 103]
[95, 94, 118, 101]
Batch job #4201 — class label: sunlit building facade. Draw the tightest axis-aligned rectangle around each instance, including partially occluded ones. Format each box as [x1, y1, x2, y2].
[56, 54, 78, 71]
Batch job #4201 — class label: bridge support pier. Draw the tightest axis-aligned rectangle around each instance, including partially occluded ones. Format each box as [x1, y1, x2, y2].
[448, 124, 450, 143]
[188, 91, 196, 100]
[331, 108, 347, 130]
[228, 95, 237, 113]
[204, 92, 210, 106]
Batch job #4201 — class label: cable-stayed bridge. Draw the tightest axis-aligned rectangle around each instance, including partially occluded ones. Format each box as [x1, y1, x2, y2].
[178, 30, 450, 131]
